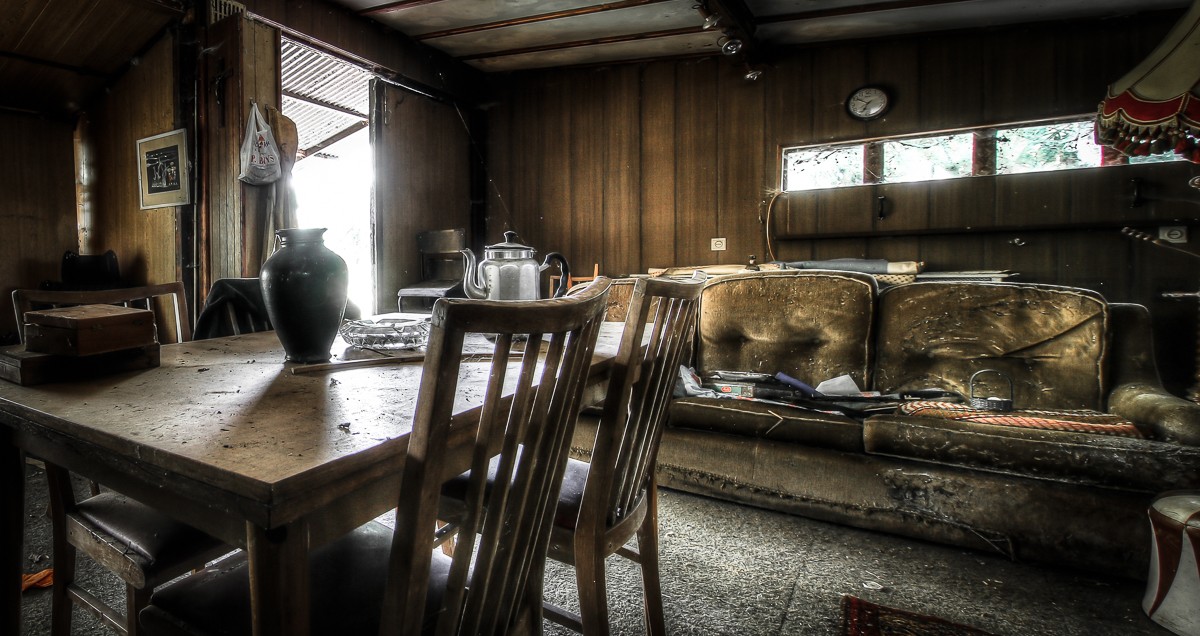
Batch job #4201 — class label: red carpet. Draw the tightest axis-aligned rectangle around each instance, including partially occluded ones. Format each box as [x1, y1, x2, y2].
[842, 595, 997, 636]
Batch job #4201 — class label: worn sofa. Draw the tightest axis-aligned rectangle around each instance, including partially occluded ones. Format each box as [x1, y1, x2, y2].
[572, 270, 1200, 579]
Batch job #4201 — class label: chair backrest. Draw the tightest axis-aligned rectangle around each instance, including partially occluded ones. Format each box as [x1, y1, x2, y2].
[582, 274, 703, 531]
[193, 278, 272, 340]
[382, 277, 612, 635]
[12, 282, 192, 344]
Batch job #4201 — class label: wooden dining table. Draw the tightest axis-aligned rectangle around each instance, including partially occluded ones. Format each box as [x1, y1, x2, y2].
[1, 318, 622, 636]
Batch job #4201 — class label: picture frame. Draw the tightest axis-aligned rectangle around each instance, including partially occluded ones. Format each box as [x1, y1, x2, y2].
[136, 128, 190, 210]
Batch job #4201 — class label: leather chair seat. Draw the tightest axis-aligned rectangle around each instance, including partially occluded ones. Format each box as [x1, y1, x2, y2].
[139, 521, 451, 636]
[74, 492, 227, 578]
[441, 454, 590, 531]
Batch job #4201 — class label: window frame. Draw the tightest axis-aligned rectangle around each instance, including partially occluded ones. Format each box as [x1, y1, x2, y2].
[778, 114, 1153, 193]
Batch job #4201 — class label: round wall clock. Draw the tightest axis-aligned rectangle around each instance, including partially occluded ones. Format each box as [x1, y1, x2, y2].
[847, 86, 890, 121]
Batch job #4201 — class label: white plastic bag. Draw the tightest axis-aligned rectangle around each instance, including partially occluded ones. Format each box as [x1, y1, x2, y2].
[238, 102, 282, 185]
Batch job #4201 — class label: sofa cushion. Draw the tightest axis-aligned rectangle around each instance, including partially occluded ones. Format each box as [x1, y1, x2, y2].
[863, 413, 1200, 492]
[669, 397, 864, 452]
[695, 270, 877, 388]
[874, 282, 1108, 411]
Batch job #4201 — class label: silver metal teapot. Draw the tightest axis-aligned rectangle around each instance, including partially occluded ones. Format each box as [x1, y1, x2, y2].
[460, 231, 571, 301]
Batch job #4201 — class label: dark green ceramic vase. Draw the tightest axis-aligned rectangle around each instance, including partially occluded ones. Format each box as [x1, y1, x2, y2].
[260, 228, 348, 363]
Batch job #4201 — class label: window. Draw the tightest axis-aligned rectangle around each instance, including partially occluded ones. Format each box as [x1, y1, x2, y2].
[880, 133, 973, 184]
[780, 117, 1184, 192]
[783, 145, 864, 191]
[994, 120, 1101, 175]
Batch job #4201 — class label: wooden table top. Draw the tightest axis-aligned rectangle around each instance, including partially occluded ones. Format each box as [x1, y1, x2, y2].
[0, 322, 622, 531]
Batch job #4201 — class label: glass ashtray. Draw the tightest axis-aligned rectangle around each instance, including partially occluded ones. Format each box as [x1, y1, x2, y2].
[339, 317, 431, 350]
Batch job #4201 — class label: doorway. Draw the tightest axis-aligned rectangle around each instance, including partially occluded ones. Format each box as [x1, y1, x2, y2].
[280, 37, 375, 314]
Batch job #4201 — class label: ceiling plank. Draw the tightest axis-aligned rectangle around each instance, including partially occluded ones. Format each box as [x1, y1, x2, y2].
[414, 0, 676, 40]
[757, 0, 977, 25]
[0, 50, 107, 77]
[358, 0, 454, 17]
[459, 25, 704, 62]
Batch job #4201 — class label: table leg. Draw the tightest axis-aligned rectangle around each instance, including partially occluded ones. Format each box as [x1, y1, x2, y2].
[2, 428, 22, 634]
[246, 520, 310, 636]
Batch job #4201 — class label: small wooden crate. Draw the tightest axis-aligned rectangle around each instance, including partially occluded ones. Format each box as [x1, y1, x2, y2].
[0, 343, 160, 386]
[23, 304, 158, 356]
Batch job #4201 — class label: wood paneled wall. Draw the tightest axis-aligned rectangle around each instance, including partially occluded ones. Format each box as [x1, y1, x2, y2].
[372, 81, 472, 312]
[79, 34, 182, 291]
[241, 0, 481, 102]
[0, 113, 77, 341]
[486, 13, 1200, 393]
[201, 16, 281, 287]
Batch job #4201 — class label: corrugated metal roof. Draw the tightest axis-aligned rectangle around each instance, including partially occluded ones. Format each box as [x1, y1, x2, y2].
[281, 38, 372, 156]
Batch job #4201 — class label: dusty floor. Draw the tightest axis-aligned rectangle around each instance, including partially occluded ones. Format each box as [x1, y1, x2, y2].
[18, 462, 1171, 635]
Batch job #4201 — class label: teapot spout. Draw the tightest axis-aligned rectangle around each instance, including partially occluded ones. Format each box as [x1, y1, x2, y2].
[460, 249, 488, 299]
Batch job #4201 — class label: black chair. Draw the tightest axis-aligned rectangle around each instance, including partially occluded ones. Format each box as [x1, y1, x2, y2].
[39, 250, 124, 291]
[193, 278, 272, 339]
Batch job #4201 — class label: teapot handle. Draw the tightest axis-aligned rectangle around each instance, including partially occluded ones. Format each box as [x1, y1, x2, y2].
[544, 252, 571, 298]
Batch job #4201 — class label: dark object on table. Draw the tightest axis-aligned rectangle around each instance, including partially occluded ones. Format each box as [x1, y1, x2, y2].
[194, 278, 272, 340]
[260, 228, 348, 363]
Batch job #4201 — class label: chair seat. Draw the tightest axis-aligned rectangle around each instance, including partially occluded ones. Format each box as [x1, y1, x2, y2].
[139, 521, 451, 636]
[442, 455, 591, 532]
[74, 492, 227, 580]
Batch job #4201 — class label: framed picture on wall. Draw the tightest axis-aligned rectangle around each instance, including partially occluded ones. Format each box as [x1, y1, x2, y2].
[136, 128, 190, 210]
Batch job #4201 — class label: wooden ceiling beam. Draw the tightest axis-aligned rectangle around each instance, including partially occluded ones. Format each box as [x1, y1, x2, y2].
[300, 120, 370, 158]
[459, 25, 702, 61]
[117, 0, 187, 16]
[283, 89, 368, 118]
[0, 50, 107, 77]
[358, 0, 454, 17]
[415, 0, 674, 41]
[757, 0, 976, 25]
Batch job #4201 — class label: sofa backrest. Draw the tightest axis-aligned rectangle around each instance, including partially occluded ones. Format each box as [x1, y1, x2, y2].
[873, 281, 1109, 410]
[694, 270, 878, 388]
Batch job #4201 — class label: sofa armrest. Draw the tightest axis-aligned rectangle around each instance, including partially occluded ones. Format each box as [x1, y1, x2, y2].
[1107, 303, 1200, 444]
[1109, 382, 1200, 445]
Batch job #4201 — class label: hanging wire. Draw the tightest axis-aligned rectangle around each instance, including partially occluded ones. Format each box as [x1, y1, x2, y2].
[434, 67, 519, 238]
[764, 190, 784, 262]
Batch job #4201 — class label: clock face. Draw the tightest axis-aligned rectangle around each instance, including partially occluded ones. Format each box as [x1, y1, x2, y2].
[848, 87, 889, 120]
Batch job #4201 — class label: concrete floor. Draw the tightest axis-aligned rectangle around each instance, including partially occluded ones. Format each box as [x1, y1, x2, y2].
[18, 462, 1172, 635]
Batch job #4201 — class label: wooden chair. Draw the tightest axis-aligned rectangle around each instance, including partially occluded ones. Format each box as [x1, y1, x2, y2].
[12, 282, 231, 636]
[445, 274, 703, 635]
[138, 278, 614, 636]
[543, 274, 702, 636]
[13, 282, 192, 344]
[551, 263, 600, 298]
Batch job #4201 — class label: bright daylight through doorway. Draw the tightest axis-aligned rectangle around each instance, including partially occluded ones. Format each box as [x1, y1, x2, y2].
[290, 129, 373, 315]
[281, 36, 374, 315]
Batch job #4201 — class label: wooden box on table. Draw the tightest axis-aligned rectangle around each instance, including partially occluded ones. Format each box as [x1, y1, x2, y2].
[23, 304, 157, 356]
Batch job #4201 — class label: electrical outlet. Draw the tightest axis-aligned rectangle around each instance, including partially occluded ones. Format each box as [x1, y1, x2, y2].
[711, 237, 727, 251]
[1159, 226, 1188, 244]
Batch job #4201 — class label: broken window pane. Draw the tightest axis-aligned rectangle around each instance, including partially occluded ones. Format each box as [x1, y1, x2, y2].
[782, 145, 864, 191]
[880, 133, 973, 184]
[995, 120, 1103, 175]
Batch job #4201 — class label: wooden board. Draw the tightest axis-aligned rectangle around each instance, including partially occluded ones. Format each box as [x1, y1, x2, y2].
[23, 305, 157, 356]
[0, 343, 160, 386]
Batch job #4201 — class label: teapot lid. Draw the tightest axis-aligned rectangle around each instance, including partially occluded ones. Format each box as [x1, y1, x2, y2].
[484, 231, 536, 258]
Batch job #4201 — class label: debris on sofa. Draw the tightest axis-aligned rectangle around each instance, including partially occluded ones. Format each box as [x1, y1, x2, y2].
[776, 258, 923, 275]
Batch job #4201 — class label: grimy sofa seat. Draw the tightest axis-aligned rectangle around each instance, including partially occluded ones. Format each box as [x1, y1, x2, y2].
[570, 271, 1200, 580]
